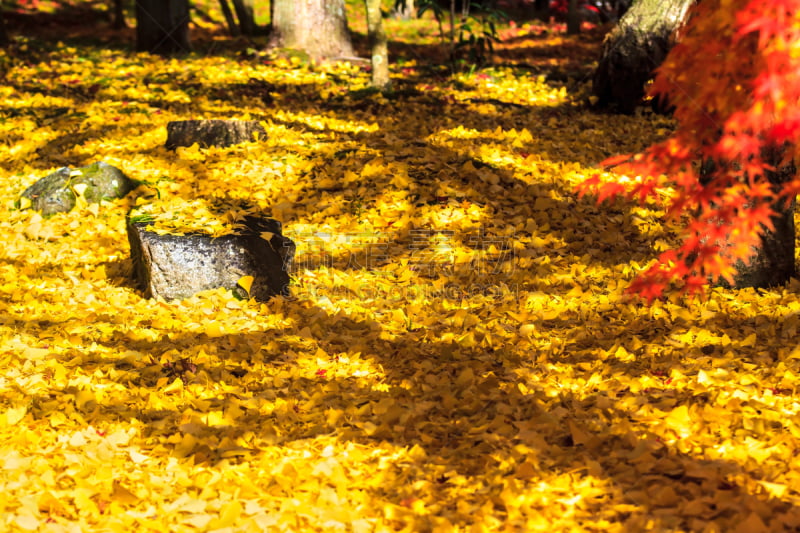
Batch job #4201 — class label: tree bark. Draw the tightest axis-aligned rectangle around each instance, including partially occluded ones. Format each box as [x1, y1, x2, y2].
[720, 153, 797, 289]
[165, 120, 266, 150]
[566, 0, 581, 35]
[533, 0, 549, 20]
[111, 0, 127, 29]
[392, 0, 415, 19]
[592, 0, 694, 114]
[218, 0, 240, 36]
[135, 0, 191, 55]
[0, 7, 8, 47]
[231, 0, 257, 36]
[365, 0, 390, 89]
[269, 0, 354, 61]
[727, 199, 797, 289]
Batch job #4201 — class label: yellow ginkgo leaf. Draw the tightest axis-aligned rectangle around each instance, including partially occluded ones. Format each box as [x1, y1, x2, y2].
[3, 405, 27, 426]
[18, 196, 31, 210]
[237, 275, 254, 295]
[205, 321, 224, 338]
[111, 481, 139, 504]
[72, 183, 88, 197]
[128, 450, 149, 464]
[163, 378, 184, 394]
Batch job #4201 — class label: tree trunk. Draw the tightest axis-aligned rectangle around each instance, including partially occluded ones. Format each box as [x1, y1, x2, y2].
[533, 0, 549, 20]
[135, 0, 191, 55]
[722, 153, 797, 289]
[269, 0, 354, 61]
[566, 0, 581, 35]
[392, 0, 415, 19]
[111, 0, 127, 29]
[727, 199, 797, 289]
[592, 0, 694, 114]
[231, 0, 256, 36]
[0, 7, 8, 47]
[218, 0, 240, 36]
[365, 0, 390, 89]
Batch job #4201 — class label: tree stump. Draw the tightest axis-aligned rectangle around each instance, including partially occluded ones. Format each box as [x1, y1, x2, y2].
[591, 0, 694, 114]
[127, 216, 295, 301]
[165, 120, 266, 150]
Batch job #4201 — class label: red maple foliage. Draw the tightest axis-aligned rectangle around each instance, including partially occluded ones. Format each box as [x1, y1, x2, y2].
[579, 0, 800, 299]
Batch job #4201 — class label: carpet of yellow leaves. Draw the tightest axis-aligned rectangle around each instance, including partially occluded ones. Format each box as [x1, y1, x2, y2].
[2, 16, 800, 533]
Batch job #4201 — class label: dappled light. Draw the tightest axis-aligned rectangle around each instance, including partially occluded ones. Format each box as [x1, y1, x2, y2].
[1, 1, 800, 531]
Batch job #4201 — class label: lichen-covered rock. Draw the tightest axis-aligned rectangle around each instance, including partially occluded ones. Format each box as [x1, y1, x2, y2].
[127, 215, 294, 301]
[165, 120, 266, 150]
[19, 162, 135, 216]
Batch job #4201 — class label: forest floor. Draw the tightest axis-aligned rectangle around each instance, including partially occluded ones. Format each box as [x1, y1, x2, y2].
[1, 1, 800, 532]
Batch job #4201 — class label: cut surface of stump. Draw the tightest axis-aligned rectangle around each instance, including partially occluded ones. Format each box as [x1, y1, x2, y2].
[19, 161, 135, 217]
[165, 120, 266, 150]
[127, 216, 294, 301]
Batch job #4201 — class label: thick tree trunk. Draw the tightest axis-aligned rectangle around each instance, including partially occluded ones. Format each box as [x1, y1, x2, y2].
[533, 0, 549, 19]
[727, 199, 796, 289]
[365, 0, 390, 89]
[135, 0, 191, 55]
[269, 0, 354, 61]
[592, 0, 694, 114]
[723, 154, 797, 289]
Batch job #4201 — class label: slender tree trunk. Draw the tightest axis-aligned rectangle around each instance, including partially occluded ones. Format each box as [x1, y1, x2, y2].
[566, 0, 581, 34]
[365, 0, 390, 89]
[269, 0, 354, 61]
[0, 6, 8, 47]
[392, 0, 415, 19]
[219, 0, 240, 36]
[111, 0, 127, 29]
[592, 0, 694, 114]
[231, 0, 256, 36]
[135, 0, 191, 55]
[270, 0, 275, 30]
[449, 0, 456, 44]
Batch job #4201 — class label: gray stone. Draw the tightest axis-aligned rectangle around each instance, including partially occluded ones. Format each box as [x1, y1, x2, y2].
[19, 162, 136, 217]
[165, 120, 266, 150]
[127, 215, 294, 301]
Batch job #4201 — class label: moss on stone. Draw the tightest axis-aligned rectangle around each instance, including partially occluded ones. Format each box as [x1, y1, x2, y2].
[19, 162, 135, 216]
